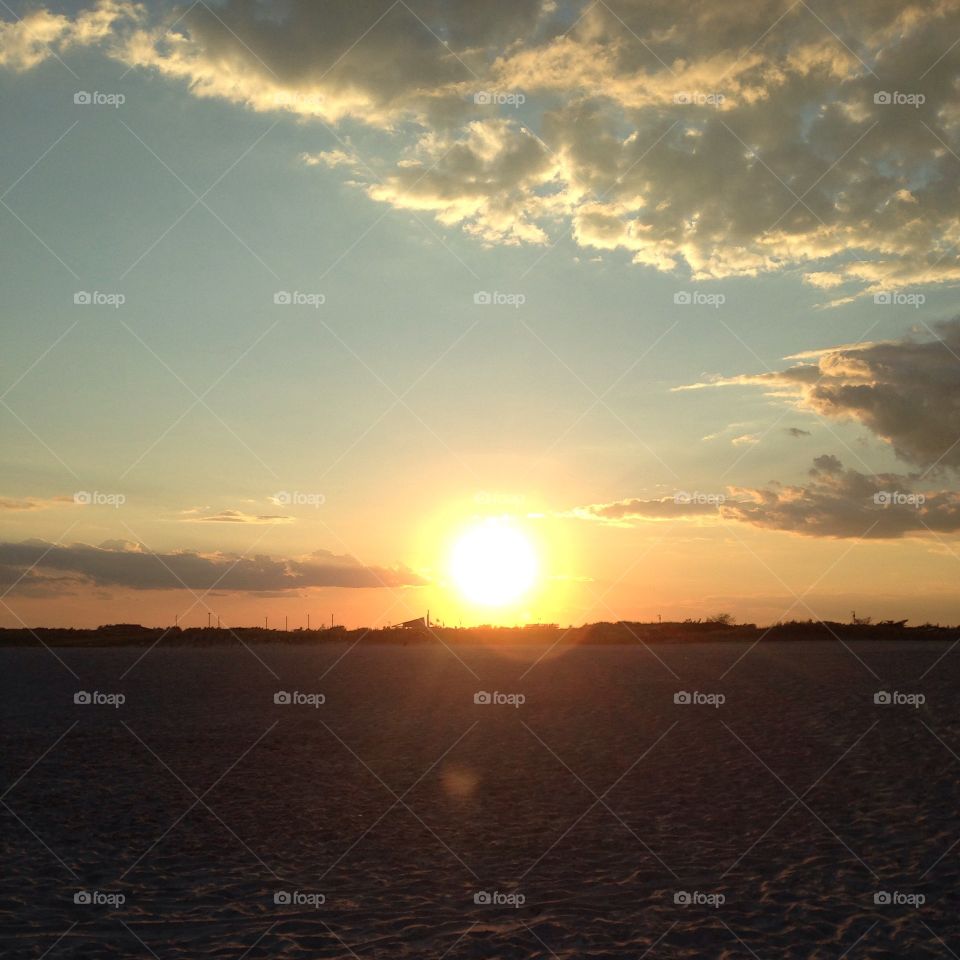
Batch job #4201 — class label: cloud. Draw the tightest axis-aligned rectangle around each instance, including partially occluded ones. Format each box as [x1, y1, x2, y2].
[300, 148, 362, 172]
[365, 120, 556, 244]
[0, 0, 139, 70]
[566, 456, 960, 538]
[785, 427, 812, 438]
[0, 495, 74, 511]
[722, 457, 960, 538]
[566, 495, 725, 524]
[679, 319, 960, 470]
[113, 0, 546, 126]
[6, 0, 960, 293]
[179, 509, 293, 525]
[0, 539, 426, 594]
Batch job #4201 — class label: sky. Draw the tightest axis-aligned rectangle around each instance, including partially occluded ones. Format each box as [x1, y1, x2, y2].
[2, 0, 960, 629]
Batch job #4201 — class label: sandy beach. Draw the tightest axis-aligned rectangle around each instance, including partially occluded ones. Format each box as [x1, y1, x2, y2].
[1, 640, 957, 958]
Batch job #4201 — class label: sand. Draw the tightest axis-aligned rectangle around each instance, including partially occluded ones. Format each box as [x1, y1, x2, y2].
[1, 640, 957, 958]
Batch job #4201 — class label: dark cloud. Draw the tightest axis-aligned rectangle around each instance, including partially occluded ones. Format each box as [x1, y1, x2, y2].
[723, 458, 960, 538]
[683, 320, 960, 471]
[786, 427, 811, 438]
[811, 454, 843, 475]
[568, 457, 960, 538]
[115, 0, 547, 126]
[0, 540, 426, 594]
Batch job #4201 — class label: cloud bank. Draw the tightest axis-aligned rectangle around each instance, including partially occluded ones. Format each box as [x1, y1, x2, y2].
[569, 456, 960, 539]
[681, 319, 960, 471]
[6, 0, 960, 293]
[0, 539, 426, 594]
[723, 455, 960, 538]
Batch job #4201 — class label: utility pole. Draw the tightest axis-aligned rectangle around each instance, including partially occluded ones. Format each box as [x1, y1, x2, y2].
[207, 612, 211, 629]
[307, 613, 311, 630]
[330, 613, 333, 629]
[265, 616, 268, 630]
[217, 615, 220, 630]
[285, 615, 288, 632]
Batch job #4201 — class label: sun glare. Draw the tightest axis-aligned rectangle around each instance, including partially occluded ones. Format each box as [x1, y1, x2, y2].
[449, 518, 539, 607]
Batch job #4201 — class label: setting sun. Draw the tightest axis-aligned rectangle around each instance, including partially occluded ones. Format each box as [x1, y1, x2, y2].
[449, 518, 539, 607]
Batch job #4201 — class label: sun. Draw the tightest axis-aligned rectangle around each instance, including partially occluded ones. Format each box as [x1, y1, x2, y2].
[449, 517, 539, 607]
